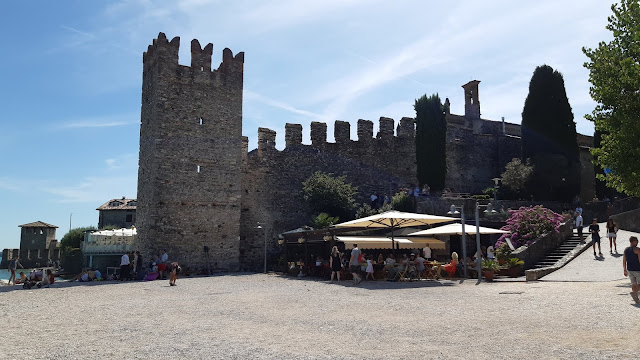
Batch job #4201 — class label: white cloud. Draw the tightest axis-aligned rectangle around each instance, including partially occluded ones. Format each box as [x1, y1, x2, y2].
[58, 114, 139, 129]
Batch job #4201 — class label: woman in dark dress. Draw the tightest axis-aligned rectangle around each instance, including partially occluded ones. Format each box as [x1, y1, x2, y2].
[329, 246, 342, 282]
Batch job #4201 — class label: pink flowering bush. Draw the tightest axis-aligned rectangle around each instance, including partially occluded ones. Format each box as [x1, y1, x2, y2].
[495, 205, 565, 249]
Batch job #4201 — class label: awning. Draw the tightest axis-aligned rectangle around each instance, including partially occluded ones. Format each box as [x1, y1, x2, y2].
[336, 236, 445, 250]
[408, 222, 508, 236]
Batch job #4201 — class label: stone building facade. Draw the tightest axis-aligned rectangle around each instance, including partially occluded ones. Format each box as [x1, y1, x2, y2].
[136, 33, 594, 271]
[1, 221, 60, 268]
[97, 197, 137, 229]
[136, 33, 245, 271]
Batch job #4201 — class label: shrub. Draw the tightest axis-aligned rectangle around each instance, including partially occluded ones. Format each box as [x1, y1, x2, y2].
[355, 203, 392, 219]
[495, 243, 512, 261]
[311, 213, 339, 229]
[495, 205, 564, 249]
[60, 226, 97, 250]
[302, 171, 358, 220]
[391, 192, 414, 212]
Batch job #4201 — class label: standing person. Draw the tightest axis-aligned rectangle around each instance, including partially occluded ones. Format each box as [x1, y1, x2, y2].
[575, 212, 584, 243]
[120, 252, 131, 281]
[329, 246, 341, 282]
[623, 236, 640, 303]
[169, 262, 180, 286]
[606, 219, 619, 254]
[589, 218, 602, 257]
[131, 251, 139, 278]
[158, 249, 169, 280]
[134, 251, 143, 279]
[349, 243, 362, 285]
[423, 244, 431, 261]
[7, 258, 23, 286]
[365, 255, 375, 281]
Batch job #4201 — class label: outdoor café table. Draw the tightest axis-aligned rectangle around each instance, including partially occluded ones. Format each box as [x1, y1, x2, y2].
[424, 261, 442, 279]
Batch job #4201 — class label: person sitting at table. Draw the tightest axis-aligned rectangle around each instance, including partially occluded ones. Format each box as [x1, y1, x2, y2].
[400, 254, 409, 264]
[414, 252, 426, 277]
[407, 254, 418, 279]
[442, 252, 459, 278]
[385, 254, 396, 267]
[377, 253, 384, 264]
[487, 246, 495, 260]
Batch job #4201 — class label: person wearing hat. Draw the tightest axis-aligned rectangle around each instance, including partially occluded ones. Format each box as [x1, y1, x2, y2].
[623, 236, 640, 303]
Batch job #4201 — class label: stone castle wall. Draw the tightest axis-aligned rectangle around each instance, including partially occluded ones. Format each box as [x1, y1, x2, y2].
[238, 118, 417, 270]
[136, 33, 245, 271]
[135, 35, 596, 272]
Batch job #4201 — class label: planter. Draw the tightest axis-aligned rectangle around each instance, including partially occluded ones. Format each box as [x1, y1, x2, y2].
[505, 266, 523, 277]
[482, 270, 495, 282]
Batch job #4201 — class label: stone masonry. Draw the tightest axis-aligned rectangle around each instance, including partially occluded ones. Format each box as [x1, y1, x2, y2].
[136, 34, 595, 272]
[136, 33, 245, 271]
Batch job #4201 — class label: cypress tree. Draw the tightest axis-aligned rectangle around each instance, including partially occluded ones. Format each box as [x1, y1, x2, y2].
[414, 94, 446, 190]
[521, 65, 580, 201]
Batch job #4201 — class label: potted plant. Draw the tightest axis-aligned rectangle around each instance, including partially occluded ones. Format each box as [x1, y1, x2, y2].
[495, 243, 512, 265]
[503, 257, 524, 277]
[481, 259, 501, 282]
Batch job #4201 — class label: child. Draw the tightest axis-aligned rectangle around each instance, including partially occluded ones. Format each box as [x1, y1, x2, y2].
[169, 262, 180, 286]
[365, 255, 375, 281]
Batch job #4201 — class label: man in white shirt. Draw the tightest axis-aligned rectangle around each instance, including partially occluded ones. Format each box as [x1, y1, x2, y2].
[575, 212, 584, 243]
[159, 250, 169, 279]
[423, 245, 432, 260]
[120, 252, 131, 281]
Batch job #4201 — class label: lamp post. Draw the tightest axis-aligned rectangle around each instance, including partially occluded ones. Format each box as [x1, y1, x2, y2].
[447, 205, 468, 278]
[256, 223, 268, 274]
[492, 177, 501, 202]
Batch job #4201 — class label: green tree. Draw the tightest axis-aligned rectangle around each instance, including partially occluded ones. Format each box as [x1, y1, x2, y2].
[521, 65, 580, 201]
[501, 158, 534, 199]
[311, 213, 340, 229]
[583, 0, 640, 196]
[390, 191, 415, 212]
[60, 226, 96, 250]
[414, 94, 447, 190]
[302, 171, 357, 220]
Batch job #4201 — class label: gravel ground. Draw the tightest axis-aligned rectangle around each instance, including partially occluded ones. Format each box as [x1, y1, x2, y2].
[1, 274, 639, 359]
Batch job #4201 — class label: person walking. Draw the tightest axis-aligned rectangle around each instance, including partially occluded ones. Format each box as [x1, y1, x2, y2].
[575, 212, 584, 243]
[349, 243, 362, 285]
[169, 262, 180, 286]
[606, 219, 618, 254]
[365, 255, 375, 281]
[589, 218, 602, 257]
[120, 252, 131, 281]
[623, 236, 640, 303]
[329, 246, 341, 282]
[7, 258, 23, 286]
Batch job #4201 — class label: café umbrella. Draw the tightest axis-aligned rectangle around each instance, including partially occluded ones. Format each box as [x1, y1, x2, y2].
[332, 211, 455, 251]
[408, 222, 508, 236]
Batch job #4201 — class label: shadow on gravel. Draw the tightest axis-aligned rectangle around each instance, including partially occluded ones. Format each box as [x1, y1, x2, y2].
[275, 275, 455, 290]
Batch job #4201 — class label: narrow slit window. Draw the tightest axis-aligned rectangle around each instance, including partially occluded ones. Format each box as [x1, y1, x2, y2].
[199, 117, 203, 125]
[201, 66, 204, 71]
[197, 165, 201, 173]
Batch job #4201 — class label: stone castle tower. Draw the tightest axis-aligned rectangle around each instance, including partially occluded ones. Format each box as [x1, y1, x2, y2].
[136, 33, 245, 270]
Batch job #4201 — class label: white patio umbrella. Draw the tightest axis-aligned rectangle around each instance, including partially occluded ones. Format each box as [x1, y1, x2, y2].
[408, 222, 508, 236]
[333, 211, 455, 251]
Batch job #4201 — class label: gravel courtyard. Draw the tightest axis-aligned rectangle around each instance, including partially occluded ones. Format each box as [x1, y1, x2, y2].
[1, 274, 639, 359]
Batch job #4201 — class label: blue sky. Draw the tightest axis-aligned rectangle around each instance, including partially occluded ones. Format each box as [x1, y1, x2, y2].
[0, 0, 613, 249]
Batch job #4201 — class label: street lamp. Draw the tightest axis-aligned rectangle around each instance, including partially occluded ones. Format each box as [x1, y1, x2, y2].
[492, 177, 502, 202]
[256, 223, 268, 274]
[447, 204, 468, 278]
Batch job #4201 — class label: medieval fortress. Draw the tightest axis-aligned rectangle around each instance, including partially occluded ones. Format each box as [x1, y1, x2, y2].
[136, 33, 594, 271]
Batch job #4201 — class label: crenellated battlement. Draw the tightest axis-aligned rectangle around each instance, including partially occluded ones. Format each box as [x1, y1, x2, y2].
[142, 32, 244, 80]
[250, 117, 415, 151]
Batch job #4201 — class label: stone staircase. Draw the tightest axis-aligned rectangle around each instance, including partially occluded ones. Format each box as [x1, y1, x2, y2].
[530, 231, 582, 269]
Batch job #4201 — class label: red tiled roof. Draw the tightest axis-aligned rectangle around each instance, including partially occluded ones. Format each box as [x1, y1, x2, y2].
[96, 198, 137, 211]
[19, 221, 58, 228]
